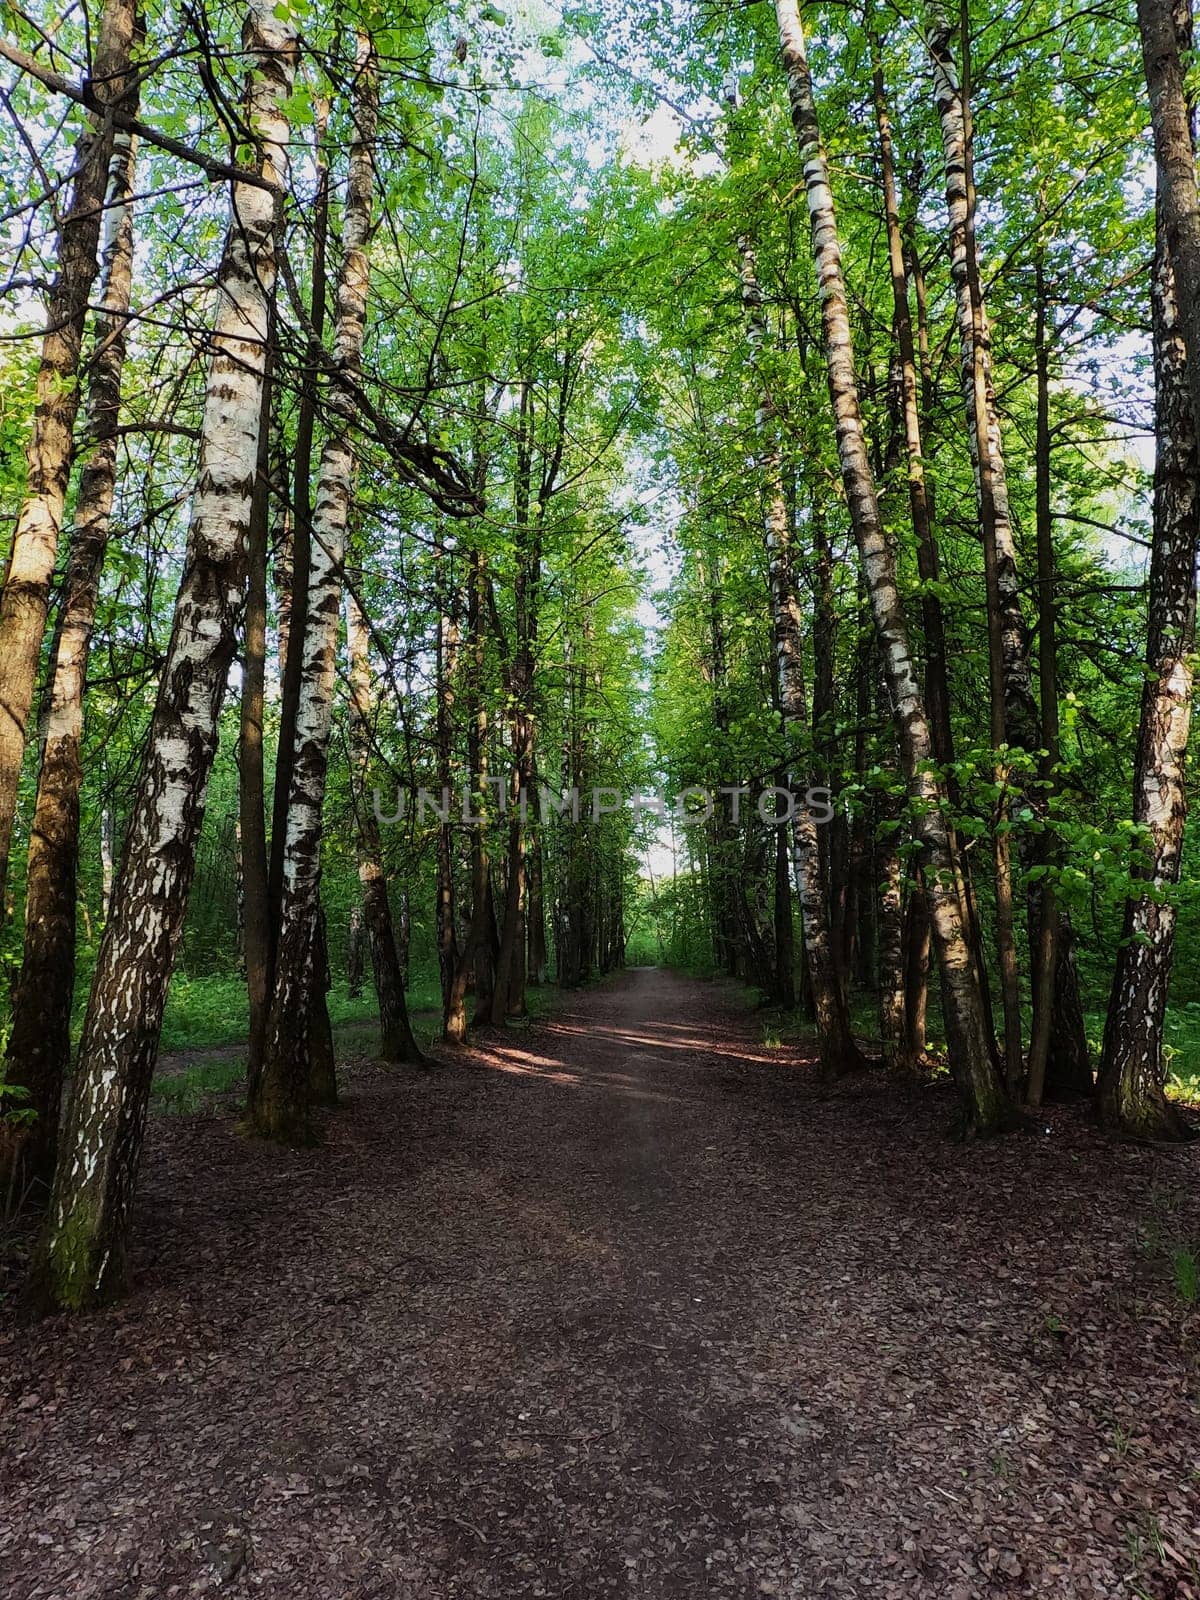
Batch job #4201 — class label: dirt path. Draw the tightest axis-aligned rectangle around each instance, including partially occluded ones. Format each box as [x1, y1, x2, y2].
[2, 967, 1199, 1598]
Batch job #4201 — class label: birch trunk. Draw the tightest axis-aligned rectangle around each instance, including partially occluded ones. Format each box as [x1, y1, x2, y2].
[868, 35, 952, 768]
[926, 2, 1035, 745]
[1139, 0, 1200, 434]
[1098, 207, 1199, 1140]
[774, 0, 1007, 1132]
[240, 323, 275, 1106]
[254, 32, 379, 1139]
[435, 587, 459, 1013]
[926, 3, 1092, 1088]
[268, 103, 329, 926]
[738, 236, 863, 1071]
[491, 383, 537, 1024]
[0, 0, 137, 903]
[2, 118, 139, 1197]
[26, 2, 297, 1311]
[927, 3, 1026, 1086]
[345, 576, 424, 1064]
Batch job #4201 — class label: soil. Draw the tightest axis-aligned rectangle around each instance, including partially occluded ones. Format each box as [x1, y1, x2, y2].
[2, 966, 1199, 1598]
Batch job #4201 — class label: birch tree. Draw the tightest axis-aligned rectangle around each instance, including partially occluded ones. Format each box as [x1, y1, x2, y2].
[926, 1, 1092, 1094]
[346, 572, 425, 1065]
[772, 0, 1009, 1133]
[0, 0, 138, 903]
[737, 234, 863, 1073]
[26, 0, 299, 1311]
[2, 116, 140, 1196]
[1099, 0, 1200, 1140]
[252, 31, 379, 1141]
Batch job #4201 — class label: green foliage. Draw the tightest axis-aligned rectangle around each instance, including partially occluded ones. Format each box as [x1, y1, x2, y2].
[0, 1078, 37, 1129]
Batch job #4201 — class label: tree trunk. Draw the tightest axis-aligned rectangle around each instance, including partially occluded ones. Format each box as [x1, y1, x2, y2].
[737, 234, 863, 1071]
[25, 2, 298, 1312]
[434, 543, 459, 1014]
[0, 0, 138, 905]
[491, 382, 538, 1024]
[100, 807, 115, 920]
[903, 878, 931, 1067]
[1098, 199, 1200, 1140]
[878, 828, 906, 1069]
[868, 35, 953, 768]
[240, 317, 276, 1108]
[773, 769, 796, 1009]
[1026, 251, 1093, 1102]
[268, 101, 329, 930]
[2, 115, 139, 1199]
[927, 2, 1028, 1089]
[446, 546, 493, 1039]
[774, 0, 1008, 1133]
[345, 573, 424, 1064]
[255, 32, 381, 1139]
[348, 907, 364, 998]
[1139, 0, 1200, 433]
[527, 822, 548, 985]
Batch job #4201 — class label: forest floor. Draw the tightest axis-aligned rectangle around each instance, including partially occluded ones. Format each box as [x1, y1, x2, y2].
[2, 967, 1200, 1599]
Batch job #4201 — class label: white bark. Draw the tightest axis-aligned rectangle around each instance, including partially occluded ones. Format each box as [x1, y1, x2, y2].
[773, 0, 1007, 1130]
[32, 1, 298, 1310]
[256, 31, 380, 1132]
[0, 0, 138, 901]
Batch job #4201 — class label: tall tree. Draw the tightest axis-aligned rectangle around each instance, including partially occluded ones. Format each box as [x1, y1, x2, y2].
[2, 110, 140, 1196]
[736, 231, 863, 1072]
[0, 0, 138, 903]
[345, 568, 425, 1065]
[253, 30, 380, 1141]
[773, 0, 1008, 1133]
[926, 0, 1092, 1093]
[1098, 176, 1200, 1139]
[26, 0, 299, 1310]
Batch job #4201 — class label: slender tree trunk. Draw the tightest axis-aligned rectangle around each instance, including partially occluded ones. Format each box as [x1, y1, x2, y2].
[268, 103, 329, 927]
[254, 32, 380, 1138]
[397, 890, 411, 984]
[1026, 251, 1093, 1102]
[527, 830, 548, 984]
[446, 546, 493, 1039]
[26, 3, 298, 1311]
[491, 384, 538, 1024]
[2, 116, 139, 1198]
[738, 235, 862, 1070]
[903, 877, 931, 1065]
[1139, 0, 1200, 433]
[240, 319, 275, 1107]
[927, 3, 1027, 1088]
[348, 907, 364, 997]
[773, 772, 796, 1009]
[345, 573, 424, 1065]
[869, 35, 953, 768]
[1098, 202, 1199, 1140]
[100, 806, 115, 919]
[878, 827, 906, 1069]
[774, 0, 1008, 1132]
[435, 542, 459, 1013]
[0, 0, 138, 905]
[527, 754, 548, 985]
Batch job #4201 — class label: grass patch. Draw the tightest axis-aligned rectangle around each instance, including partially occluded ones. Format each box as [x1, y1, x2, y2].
[152, 1058, 245, 1115]
[158, 973, 445, 1054]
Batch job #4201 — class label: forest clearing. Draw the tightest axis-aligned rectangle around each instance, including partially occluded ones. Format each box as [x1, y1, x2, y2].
[3, 0, 1200, 1590]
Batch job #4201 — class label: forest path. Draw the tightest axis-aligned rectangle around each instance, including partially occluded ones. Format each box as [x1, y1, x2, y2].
[3, 967, 1199, 1598]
